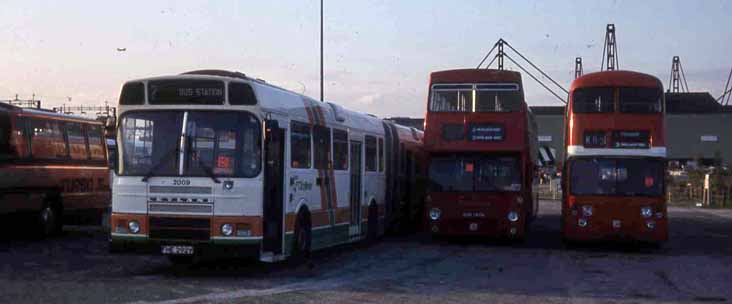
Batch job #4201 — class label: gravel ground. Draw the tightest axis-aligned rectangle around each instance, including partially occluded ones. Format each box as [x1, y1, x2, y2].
[0, 201, 730, 304]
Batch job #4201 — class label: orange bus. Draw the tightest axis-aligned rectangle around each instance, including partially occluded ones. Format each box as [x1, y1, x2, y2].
[561, 70, 667, 244]
[0, 103, 110, 236]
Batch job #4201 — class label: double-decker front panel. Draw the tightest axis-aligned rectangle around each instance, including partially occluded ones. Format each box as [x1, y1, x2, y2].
[423, 69, 537, 239]
[562, 70, 668, 243]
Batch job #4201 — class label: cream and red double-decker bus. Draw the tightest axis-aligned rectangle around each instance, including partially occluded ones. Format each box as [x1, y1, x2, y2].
[110, 70, 424, 263]
[562, 70, 668, 244]
[0, 103, 110, 236]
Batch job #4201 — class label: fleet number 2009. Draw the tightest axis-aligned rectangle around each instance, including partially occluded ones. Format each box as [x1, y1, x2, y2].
[173, 179, 191, 186]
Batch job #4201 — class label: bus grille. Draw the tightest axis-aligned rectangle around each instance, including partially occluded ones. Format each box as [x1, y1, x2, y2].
[149, 217, 211, 241]
[148, 204, 213, 214]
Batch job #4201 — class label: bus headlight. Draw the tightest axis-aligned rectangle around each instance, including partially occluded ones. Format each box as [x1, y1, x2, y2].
[578, 218, 588, 227]
[221, 224, 234, 236]
[429, 208, 441, 220]
[516, 196, 524, 204]
[641, 207, 653, 218]
[646, 220, 656, 230]
[128, 221, 141, 234]
[507, 211, 519, 222]
[581, 205, 593, 217]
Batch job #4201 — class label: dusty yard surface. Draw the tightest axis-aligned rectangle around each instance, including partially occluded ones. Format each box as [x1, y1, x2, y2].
[1, 201, 730, 304]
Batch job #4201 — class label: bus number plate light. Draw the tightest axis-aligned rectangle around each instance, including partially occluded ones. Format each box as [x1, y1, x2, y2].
[612, 220, 621, 229]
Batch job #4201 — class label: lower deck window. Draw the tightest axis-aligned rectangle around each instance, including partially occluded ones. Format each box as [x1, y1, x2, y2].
[428, 154, 521, 192]
[570, 158, 664, 197]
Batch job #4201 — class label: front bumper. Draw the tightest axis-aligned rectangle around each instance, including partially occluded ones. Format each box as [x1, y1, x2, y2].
[109, 234, 262, 259]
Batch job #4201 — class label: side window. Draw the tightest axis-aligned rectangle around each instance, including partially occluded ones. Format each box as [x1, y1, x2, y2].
[333, 129, 348, 170]
[313, 125, 331, 170]
[30, 119, 67, 159]
[365, 135, 377, 172]
[290, 122, 311, 168]
[66, 123, 89, 160]
[378, 138, 384, 172]
[12, 117, 29, 158]
[87, 125, 106, 161]
[228, 82, 258, 105]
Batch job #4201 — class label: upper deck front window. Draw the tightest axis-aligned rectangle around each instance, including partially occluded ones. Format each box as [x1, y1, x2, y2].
[572, 87, 662, 114]
[572, 88, 614, 113]
[429, 83, 522, 113]
[619, 87, 662, 113]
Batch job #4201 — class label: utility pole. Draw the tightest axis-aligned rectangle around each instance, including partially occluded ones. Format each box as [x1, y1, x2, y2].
[320, 0, 324, 102]
[575, 57, 583, 79]
[601, 24, 619, 71]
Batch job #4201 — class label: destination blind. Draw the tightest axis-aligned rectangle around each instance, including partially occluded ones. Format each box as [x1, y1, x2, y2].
[148, 80, 225, 105]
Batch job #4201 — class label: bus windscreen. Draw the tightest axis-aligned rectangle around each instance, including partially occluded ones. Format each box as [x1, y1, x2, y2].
[570, 158, 664, 197]
[429, 155, 521, 192]
[119, 110, 261, 178]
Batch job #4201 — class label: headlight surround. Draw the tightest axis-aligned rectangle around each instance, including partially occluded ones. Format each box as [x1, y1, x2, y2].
[429, 208, 441, 220]
[646, 220, 656, 229]
[507, 211, 519, 222]
[221, 223, 234, 236]
[581, 205, 593, 217]
[578, 218, 588, 227]
[641, 207, 653, 218]
[128, 220, 141, 234]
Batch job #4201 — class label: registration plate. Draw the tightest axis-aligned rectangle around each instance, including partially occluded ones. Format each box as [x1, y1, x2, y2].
[161, 245, 194, 255]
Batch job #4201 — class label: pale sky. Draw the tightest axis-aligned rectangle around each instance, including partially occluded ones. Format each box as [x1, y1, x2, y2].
[1, 0, 730, 117]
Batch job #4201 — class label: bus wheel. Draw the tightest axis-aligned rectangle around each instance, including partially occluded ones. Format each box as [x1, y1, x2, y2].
[292, 211, 312, 262]
[367, 203, 379, 242]
[37, 202, 61, 237]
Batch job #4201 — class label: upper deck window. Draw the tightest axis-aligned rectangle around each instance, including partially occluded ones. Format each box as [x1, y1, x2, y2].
[228, 82, 257, 105]
[119, 82, 145, 105]
[148, 80, 225, 105]
[430, 83, 522, 112]
[619, 87, 662, 113]
[430, 84, 473, 112]
[475, 84, 522, 112]
[572, 88, 614, 113]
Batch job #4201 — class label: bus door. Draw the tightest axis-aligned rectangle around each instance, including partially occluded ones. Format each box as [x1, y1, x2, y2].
[349, 141, 362, 237]
[263, 120, 285, 255]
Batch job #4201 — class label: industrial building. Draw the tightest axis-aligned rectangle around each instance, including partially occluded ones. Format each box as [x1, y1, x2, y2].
[530, 92, 732, 167]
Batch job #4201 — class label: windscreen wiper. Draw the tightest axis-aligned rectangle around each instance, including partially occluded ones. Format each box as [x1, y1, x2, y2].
[141, 147, 180, 182]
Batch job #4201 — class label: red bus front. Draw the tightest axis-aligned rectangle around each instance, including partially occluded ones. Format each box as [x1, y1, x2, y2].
[562, 71, 668, 244]
[423, 69, 537, 239]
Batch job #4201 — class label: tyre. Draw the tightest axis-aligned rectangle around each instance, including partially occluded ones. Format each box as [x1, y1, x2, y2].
[292, 210, 312, 262]
[37, 201, 62, 237]
[367, 203, 379, 242]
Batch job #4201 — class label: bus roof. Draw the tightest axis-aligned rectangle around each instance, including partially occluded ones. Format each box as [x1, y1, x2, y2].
[120, 70, 386, 136]
[571, 70, 662, 91]
[0, 103, 102, 124]
[430, 69, 522, 84]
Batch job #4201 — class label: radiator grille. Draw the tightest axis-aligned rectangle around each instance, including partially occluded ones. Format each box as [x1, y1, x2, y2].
[149, 217, 211, 241]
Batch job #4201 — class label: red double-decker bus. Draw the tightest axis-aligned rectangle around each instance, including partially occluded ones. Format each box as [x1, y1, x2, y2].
[423, 69, 538, 239]
[561, 70, 667, 244]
